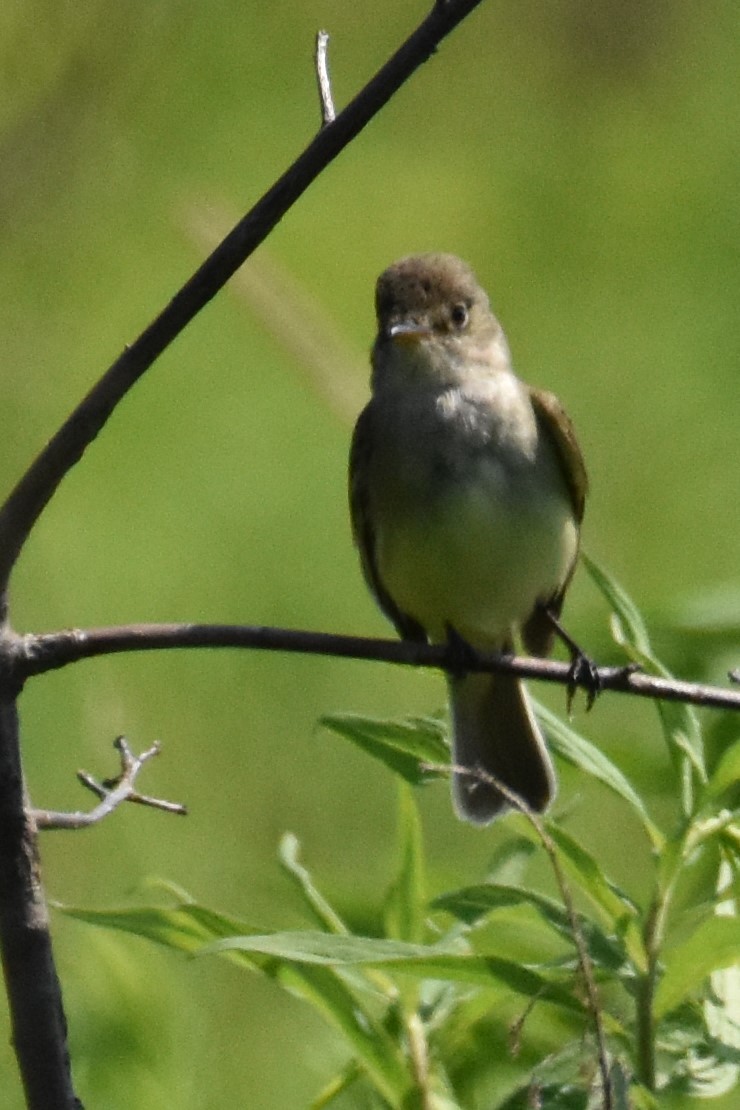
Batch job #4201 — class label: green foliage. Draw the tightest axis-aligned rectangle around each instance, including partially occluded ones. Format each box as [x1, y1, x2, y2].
[62, 563, 739, 1107]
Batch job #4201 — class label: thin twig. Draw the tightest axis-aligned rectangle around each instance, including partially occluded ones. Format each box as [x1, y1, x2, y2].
[0, 0, 486, 595]
[34, 737, 186, 830]
[406, 1011, 432, 1109]
[424, 760, 614, 1110]
[14, 622, 740, 712]
[315, 31, 336, 125]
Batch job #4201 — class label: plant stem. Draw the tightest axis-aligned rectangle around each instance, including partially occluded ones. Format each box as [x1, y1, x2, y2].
[636, 897, 659, 1091]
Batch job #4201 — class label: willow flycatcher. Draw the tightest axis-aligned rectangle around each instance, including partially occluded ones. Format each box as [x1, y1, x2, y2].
[349, 254, 587, 824]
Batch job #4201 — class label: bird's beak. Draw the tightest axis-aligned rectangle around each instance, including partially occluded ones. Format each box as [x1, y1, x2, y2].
[387, 321, 433, 345]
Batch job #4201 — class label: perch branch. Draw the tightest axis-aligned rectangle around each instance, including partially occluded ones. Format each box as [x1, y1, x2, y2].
[315, 31, 336, 126]
[0, 0, 485, 597]
[15, 622, 740, 712]
[34, 737, 186, 831]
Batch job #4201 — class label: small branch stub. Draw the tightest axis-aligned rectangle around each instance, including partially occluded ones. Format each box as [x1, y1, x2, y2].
[34, 736, 187, 830]
[315, 30, 336, 126]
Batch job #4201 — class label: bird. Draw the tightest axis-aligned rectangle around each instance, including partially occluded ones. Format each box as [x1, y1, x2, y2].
[349, 253, 587, 824]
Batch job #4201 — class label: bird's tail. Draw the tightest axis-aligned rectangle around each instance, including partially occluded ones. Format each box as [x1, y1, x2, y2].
[448, 671, 556, 824]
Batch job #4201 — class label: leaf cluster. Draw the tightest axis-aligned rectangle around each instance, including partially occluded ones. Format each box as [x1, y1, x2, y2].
[62, 562, 739, 1108]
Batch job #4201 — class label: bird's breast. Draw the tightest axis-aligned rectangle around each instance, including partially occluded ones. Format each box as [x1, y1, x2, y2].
[368, 383, 578, 643]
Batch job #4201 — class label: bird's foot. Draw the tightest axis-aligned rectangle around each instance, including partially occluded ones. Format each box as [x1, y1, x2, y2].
[541, 607, 601, 714]
[566, 651, 602, 715]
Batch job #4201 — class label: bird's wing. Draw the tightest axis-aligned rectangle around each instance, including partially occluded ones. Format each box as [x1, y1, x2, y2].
[523, 387, 588, 655]
[349, 404, 427, 643]
[529, 387, 588, 523]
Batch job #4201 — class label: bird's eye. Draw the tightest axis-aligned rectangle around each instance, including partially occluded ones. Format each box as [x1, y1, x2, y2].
[450, 303, 469, 329]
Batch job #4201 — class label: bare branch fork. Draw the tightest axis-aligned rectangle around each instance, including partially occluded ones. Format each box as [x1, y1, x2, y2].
[33, 737, 187, 832]
[0, 4, 487, 1106]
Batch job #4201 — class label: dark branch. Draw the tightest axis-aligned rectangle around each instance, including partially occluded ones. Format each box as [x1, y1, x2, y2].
[15, 622, 740, 712]
[34, 737, 187, 831]
[0, 0, 485, 595]
[0, 702, 79, 1108]
[315, 31, 336, 126]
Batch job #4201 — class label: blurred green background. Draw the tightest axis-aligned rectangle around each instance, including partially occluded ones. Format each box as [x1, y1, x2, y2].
[1, 1, 738, 1106]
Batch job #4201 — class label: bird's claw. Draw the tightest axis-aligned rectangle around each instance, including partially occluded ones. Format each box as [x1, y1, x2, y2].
[566, 652, 602, 715]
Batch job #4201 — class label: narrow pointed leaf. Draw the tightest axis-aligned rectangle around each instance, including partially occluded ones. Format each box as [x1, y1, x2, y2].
[279, 833, 348, 935]
[60, 901, 411, 1103]
[702, 740, 740, 803]
[582, 554, 706, 793]
[544, 824, 647, 971]
[433, 882, 627, 971]
[655, 916, 740, 1019]
[201, 930, 583, 1013]
[535, 702, 663, 848]
[545, 825, 638, 923]
[384, 783, 426, 943]
[321, 712, 450, 786]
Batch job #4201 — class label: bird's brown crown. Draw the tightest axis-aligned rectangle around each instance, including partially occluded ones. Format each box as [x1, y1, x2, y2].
[375, 253, 490, 324]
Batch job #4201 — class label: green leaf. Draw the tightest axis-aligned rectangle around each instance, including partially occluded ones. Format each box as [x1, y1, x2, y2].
[279, 833, 349, 935]
[60, 900, 412, 1104]
[321, 712, 450, 786]
[582, 552, 652, 657]
[702, 739, 740, 803]
[655, 916, 740, 1019]
[545, 825, 638, 922]
[544, 824, 647, 972]
[309, 1063, 360, 1109]
[384, 784, 426, 944]
[484, 836, 536, 885]
[289, 967, 412, 1107]
[535, 701, 663, 849]
[59, 901, 252, 956]
[432, 882, 628, 972]
[201, 930, 583, 1013]
[582, 554, 707, 799]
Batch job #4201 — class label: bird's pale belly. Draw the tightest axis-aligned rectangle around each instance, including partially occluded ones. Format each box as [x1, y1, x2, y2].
[375, 462, 578, 645]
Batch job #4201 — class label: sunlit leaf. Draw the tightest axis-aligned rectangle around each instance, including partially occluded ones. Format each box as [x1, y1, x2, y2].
[484, 836, 536, 885]
[279, 833, 348, 935]
[384, 783, 426, 944]
[544, 824, 647, 971]
[321, 712, 449, 786]
[582, 554, 706, 801]
[582, 553, 652, 657]
[59, 901, 252, 957]
[60, 901, 411, 1104]
[201, 929, 583, 1013]
[432, 882, 627, 972]
[702, 740, 740, 804]
[535, 701, 663, 848]
[655, 916, 740, 1019]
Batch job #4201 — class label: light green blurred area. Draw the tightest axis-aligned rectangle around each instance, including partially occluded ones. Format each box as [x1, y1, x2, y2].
[1, 1, 738, 1106]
